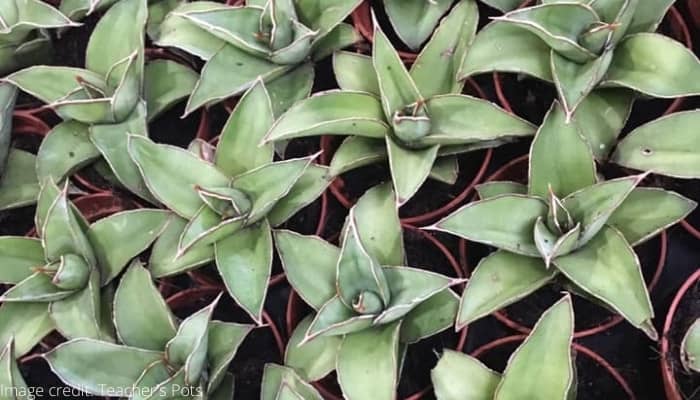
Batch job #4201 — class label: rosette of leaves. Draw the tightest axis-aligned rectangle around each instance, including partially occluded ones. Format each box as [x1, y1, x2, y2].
[0, 0, 77, 75]
[460, 0, 700, 160]
[154, 0, 363, 115]
[682, 319, 700, 374]
[275, 183, 461, 400]
[427, 102, 697, 340]
[2, 0, 199, 207]
[0, 180, 169, 354]
[44, 263, 252, 399]
[431, 296, 576, 400]
[260, 363, 324, 400]
[128, 80, 330, 324]
[612, 110, 700, 179]
[263, 3, 536, 205]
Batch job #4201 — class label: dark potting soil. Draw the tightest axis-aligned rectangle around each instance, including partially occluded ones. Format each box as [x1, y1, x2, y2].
[667, 280, 700, 399]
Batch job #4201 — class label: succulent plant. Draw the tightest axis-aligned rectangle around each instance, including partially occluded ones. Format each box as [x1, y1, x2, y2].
[428, 102, 697, 339]
[128, 80, 329, 323]
[260, 363, 324, 400]
[154, 0, 362, 115]
[275, 183, 461, 399]
[461, 0, 700, 159]
[0, 180, 168, 352]
[2, 0, 198, 207]
[682, 319, 700, 373]
[264, 2, 536, 205]
[44, 262, 252, 399]
[612, 110, 700, 179]
[0, 0, 77, 75]
[380, 0, 456, 51]
[431, 295, 576, 400]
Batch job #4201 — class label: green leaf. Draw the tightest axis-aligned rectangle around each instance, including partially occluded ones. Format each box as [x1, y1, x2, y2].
[0, 149, 40, 211]
[186, 45, 290, 115]
[612, 110, 700, 178]
[337, 214, 391, 309]
[0, 272, 73, 302]
[480, 0, 522, 12]
[42, 184, 95, 266]
[178, 208, 245, 255]
[329, 136, 386, 176]
[429, 156, 459, 185]
[149, 215, 214, 278]
[562, 176, 641, 246]
[375, 267, 458, 325]
[496, 3, 599, 63]
[352, 183, 404, 266]
[0, 302, 54, 357]
[266, 63, 315, 117]
[311, 22, 360, 62]
[45, 339, 162, 396]
[419, 94, 536, 146]
[165, 296, 218, 384]
[551, 50, 612, 116]
[0, 339, 29, 396]
[90, 103, 157, 204]
[153, 2, 228, 60]
[386, 137, 439, 205]
[87, 209, 169, 284]
[209, 372, 235, 400]
[128, 135, 229, 219]
[263, 91, 389, 142]
[383, 0, 452, 51]
[274, 230, 338, 310]
[260, 364, 323, 400]
[459, 21, 553, 81]
[49, 269, 104, 340]
[207, 321, 253, 392]
[0, 237, 44, 284]
[529, 102, 596, 198]
[575, 89, 634, 160]
[0, 83, 16, 176]
[681, 319, 700, 373]
[494, 296, 574, 400]
[215, 221, 272, 323]
[400, 289, 458, 343]
[431, 349, 500, 400]
[337, 322, 401, 400]
[476, 181, 527, 199]
[372, 21, 422, 119]
[553, 226, 656, 339]
[628, 0, 674, 34]
[305, 296, 373, 339]
[431, 195, 547, 257]
[36, 121, 99, 183]
[144, 59, 198, 121]
[333, 51, 379, 95]
[457, 250, 553, 327]
[215, 80, 274, 177]
[410, 0, 478, 97]
[268, 164, 330, 226]
[603, 34, 700, 98]
[285, 315, 341, 381]
[85, 0, 146, 82]
[608, 188, 697, 246]
[5, 66, 107, 104]
[294, 0, 359, 40]
[113, 261, 177, 351]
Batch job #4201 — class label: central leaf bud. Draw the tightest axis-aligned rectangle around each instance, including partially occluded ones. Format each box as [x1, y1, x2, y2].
[51, 253, 90, 291]
[392, 102, 432, 146]
[197, 186, 252, 220]
[257, 2, 315, 65]
[352, 291, 384, 315]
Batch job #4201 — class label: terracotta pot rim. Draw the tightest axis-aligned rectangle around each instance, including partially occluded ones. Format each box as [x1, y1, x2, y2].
[464, 154, 669, 338]
[660, 268, 700, 400]
[469, 335, 637, 399]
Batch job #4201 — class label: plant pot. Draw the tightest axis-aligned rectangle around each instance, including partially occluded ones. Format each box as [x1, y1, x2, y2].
[462, 155, 669, 338]
[319, 136, 493, 226]
[469, 335, 636, 399]
[660, 268, 700, 400]
[285, 224, 467, 400]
